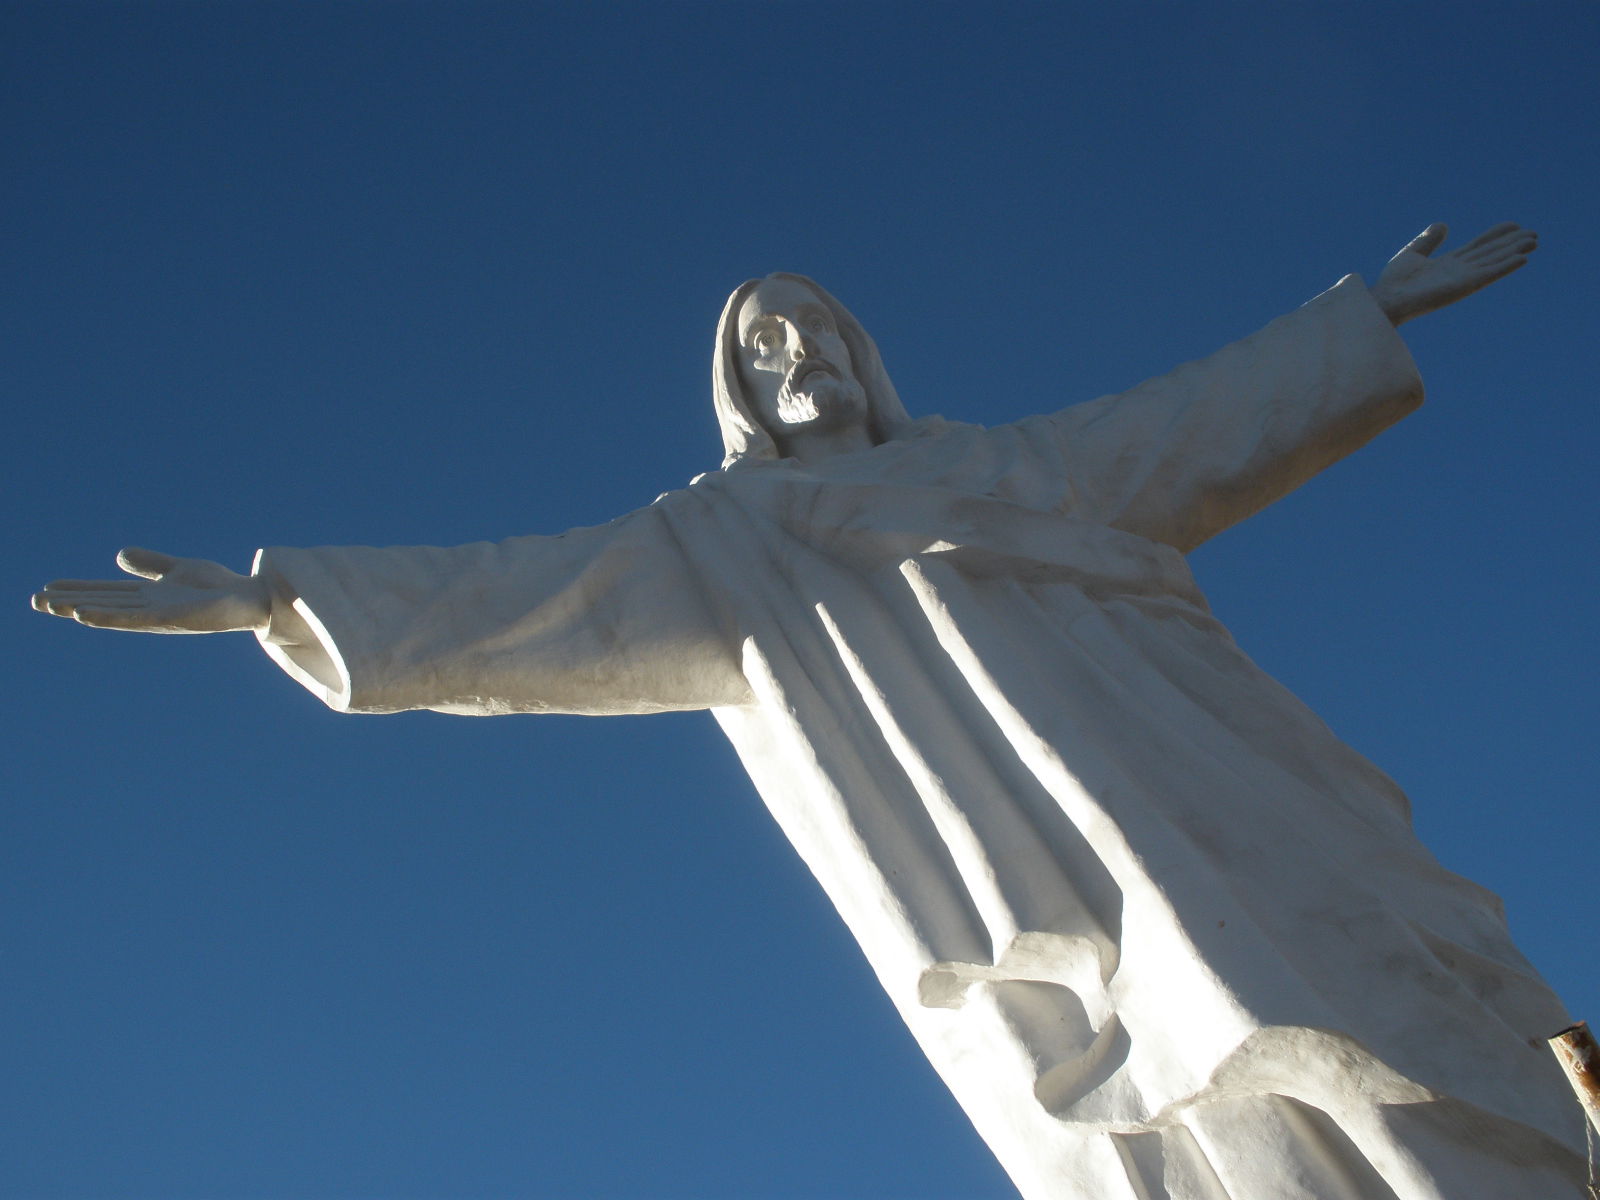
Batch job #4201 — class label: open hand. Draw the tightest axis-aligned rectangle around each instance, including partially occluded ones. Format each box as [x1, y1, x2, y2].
[32, 547, 270, 633]
[1371, 222, 1537, 326]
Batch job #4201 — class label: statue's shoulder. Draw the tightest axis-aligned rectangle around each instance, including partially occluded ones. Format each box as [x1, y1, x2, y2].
[654, 418, 999, 505]
[900, 414, 975, 440]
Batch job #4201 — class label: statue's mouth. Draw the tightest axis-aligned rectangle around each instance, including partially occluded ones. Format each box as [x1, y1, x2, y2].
[789, 361, 834, 388]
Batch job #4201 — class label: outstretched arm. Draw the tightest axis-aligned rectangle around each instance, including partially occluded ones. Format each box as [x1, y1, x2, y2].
[32, 547, 269, 633]
[1370, 221, 1537, 326]
[32, 504, 751, 715]
[1033, 220, 1535, 550]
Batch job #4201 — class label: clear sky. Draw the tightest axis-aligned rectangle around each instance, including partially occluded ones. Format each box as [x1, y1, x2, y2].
[5, 2, 1597, 1197]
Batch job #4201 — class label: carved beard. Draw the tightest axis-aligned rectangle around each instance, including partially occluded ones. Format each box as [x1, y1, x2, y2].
[774, 370, 867, 431]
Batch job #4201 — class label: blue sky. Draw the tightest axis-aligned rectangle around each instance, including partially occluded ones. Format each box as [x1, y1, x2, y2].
[5, 2, 1597, 1197]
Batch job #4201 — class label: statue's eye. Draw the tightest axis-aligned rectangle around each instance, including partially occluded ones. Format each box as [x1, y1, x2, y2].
[809, 316, 829, 334]
[753, 330, 779, 353]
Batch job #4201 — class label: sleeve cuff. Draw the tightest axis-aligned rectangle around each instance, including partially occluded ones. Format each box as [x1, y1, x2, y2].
[250, 547, 354, 711]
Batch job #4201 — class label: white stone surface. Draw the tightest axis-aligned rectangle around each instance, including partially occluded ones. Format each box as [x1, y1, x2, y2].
[35, 225, 1584, 1199]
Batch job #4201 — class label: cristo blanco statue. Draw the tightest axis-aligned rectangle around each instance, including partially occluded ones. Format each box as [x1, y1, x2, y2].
[35, 223, 1589, 1199]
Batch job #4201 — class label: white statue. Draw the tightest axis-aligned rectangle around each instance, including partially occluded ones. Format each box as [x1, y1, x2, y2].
[35, 223, 1589, 1199]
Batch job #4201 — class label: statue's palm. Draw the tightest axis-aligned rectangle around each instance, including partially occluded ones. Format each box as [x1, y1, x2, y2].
[1372, 221, 1537, 325]
[32, 547, 269, 633]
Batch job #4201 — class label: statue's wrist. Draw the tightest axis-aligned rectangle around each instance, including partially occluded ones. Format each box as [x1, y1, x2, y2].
[238, 574, 273, 630]
[1370, 284, 1414, 327]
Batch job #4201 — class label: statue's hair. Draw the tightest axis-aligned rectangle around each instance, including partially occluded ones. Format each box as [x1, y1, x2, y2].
[712, 273, 914, 469]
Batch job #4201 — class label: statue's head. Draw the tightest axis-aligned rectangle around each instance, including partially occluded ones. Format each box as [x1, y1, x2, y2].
[713, 273, 913, 468]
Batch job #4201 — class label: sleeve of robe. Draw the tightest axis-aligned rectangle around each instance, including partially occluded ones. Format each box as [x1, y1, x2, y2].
[1026, 274, 1424, 552]
[249, 503, 753, 716]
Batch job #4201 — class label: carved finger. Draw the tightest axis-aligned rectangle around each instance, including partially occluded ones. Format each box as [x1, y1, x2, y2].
[1398, 223, 1448, 259]
[1474, 248, 1535, 271]
[117, 547, 176, 580]
[44, 579, 140, 592]
[37, 587, 149, 613]
[1458, 221, 1524, 252]
[61, 594, 148, 608]
[1465, 244, 1536, 267]
[72, 607, 152, 629]
[1459, 242, 1534, 273]
[1482, 255, 1530, 280]
[1458, 232, 1537, 264]
[1457, 256, 1529, 290]
[1494, 235, 1537, 262]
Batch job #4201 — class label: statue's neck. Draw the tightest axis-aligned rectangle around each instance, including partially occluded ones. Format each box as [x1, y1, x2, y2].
[774, 423, 877, 465]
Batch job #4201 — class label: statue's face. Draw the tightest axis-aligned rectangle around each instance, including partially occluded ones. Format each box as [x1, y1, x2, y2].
[735, 277, 866, 438]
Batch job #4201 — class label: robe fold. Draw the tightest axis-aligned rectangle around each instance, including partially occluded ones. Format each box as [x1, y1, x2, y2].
[254, 277, 1586, 1199]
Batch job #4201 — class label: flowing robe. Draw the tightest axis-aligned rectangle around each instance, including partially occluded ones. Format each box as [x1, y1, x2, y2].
[253, 278, 1585, 1199]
